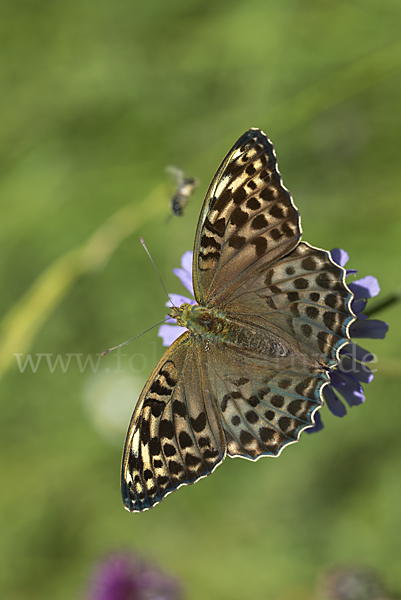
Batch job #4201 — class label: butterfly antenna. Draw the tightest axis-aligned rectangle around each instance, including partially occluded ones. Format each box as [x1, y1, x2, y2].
[140, 237, 175, 306]
[101, 318, 167, 355]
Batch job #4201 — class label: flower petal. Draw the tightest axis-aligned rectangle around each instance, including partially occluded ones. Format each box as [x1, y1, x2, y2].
[351, 298, 367, 316]
[339, 356, 374, 384]
[180, 250, 193, 274]
[89, 552, 181, 600]
[330, 248, 349, 268]
[158, 324, 187, 347]
[173, 250, 194, 295]
[323, 383, 347, 416]
[348, 276, 380, 300]
[329, 249, 356, 274]
[305, 410, 324, 434]
[165, 293, 195, 308]
[340, 342, 374, 363]
[330, 371, 365, 407]
[349, 319, 389, 339]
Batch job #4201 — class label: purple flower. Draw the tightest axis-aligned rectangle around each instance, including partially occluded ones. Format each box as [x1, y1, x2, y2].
[158, 251, 196, 347]
[158, 249, 389, 433]
[88, 552, 181, 600]
[307, 248, 389, 433]
[319, 566, 387, 600]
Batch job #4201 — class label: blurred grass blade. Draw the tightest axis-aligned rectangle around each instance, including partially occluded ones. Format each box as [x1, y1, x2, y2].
[270, 39, 401, 133]
[0, 184, 164, 379]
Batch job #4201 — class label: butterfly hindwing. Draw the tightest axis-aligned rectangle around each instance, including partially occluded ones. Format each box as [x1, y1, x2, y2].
[193, 128, 301, 305]
[207, 342, 325, 459]
[121, 333, 226, 512]
[223, 242, 355, 369]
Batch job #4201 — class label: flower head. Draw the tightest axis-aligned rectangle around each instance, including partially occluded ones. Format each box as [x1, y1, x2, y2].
[319, 566, 388, 600]
[159, 249, 389, 433]
[307, 248, 388, 433]
[158, 251, 196, 347]
[88, 552, 181, 600]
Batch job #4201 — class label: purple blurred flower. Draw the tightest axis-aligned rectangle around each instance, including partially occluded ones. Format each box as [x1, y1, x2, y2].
[88, 552, 181, 600]
[307, 248, 389, 433]
[319, 566, 388, 600]
[158, 249, 389, 434]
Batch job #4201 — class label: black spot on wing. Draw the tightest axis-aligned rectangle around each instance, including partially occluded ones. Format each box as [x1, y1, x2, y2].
[233, 187, 247, 204]
[251, 237, 268, 257]
[149, 380, 171, 396]
[163, 443, 177, 457]
[230, 207, 248, 226]
[191, 412, 207, 433]
[160, 366, 177, 388]
[251, 214, 269, 230]
[173, 400, 186, 417]
[149, 437, 161, 455]
[228, 234, 246, 249]
[160, 419, 175, 439]
[205, 216, 226, 237]
[179, 431, 193, 449]
[201, 234, 221, 251]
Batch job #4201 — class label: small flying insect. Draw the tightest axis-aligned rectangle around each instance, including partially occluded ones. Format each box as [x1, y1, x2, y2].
[166, 166, 199, 220]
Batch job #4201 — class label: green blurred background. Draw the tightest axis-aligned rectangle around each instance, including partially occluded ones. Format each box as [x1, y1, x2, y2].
[1, 1, 400, 598]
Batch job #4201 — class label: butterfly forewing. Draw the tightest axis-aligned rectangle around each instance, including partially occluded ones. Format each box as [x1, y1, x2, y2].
[193, 128, 301, 305]
[122, 333, 225, 512]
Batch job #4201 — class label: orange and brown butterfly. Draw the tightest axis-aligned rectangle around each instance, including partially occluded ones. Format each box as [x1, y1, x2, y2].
[166, 166, 199, 218]
[121, 128, 355, 512]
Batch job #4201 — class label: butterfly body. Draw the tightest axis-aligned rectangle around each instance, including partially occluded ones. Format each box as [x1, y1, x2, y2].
[171, 303, 300, 359]
[171, 303, 248, 345]
[121, 128, 355, 512]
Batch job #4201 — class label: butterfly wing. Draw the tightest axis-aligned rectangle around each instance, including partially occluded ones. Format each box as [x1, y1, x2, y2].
[121, 332, 226, 512]
[201, 244, 354, 461]
[223, 241, 355, 369]
[193, 128, 301, 305]
[206, 340, 325, 459]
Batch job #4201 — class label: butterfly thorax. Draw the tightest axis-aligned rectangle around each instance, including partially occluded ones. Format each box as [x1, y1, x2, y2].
[170, 303, 292, 358]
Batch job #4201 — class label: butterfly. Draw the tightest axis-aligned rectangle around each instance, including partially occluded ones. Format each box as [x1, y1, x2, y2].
[121, 128, 355, 512]
[166, 166, 199, 218]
